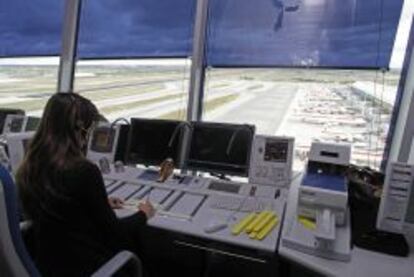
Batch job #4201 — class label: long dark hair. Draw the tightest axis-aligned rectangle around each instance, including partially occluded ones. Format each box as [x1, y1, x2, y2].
[16, 93, 99, 220]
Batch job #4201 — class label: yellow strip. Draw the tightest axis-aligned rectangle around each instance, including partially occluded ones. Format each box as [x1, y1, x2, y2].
[249, 231, 258, 239]
[245, 211, 269, 234]
[298, 216, 316, 230]
[255, 217, 278, 240]
[231, 213, 257, 235]
[253, 212, 276, 233]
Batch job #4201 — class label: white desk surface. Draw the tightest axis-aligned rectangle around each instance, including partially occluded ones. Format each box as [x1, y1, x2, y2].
[279, 174, 414, 277]
[106, 166, 285, 254]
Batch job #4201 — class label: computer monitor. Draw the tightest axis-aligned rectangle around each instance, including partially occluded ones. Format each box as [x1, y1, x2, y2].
[185, 122, 255, 177]
[125, 118, 184, 167]
[377, 162, 414, 235]
[24, 116, 41, 132]
[0, 109, 25, 135]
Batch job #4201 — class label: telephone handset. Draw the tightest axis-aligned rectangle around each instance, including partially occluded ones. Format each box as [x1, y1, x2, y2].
[248, 135, 294, 187]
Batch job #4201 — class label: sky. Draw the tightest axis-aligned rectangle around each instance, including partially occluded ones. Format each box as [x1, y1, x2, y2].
[0, 0, 412, 69]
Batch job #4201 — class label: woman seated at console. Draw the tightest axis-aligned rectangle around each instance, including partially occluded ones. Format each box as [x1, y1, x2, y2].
[16, 93, 154, 276]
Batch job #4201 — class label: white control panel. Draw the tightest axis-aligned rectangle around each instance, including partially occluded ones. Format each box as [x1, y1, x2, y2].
[2, 114, 26, 134]
[87, 123, 123, 163]
[5, 131, 35, 174]
[248, 135, 294, 187]
[377, 162, 414, 234]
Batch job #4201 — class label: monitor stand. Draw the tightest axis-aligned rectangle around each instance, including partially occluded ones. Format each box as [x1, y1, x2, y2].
[210, 172, 231, 181]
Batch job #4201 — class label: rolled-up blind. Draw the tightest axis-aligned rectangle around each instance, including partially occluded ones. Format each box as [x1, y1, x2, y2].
[77, 0, 197, 58]
[0, 0, 64, 57]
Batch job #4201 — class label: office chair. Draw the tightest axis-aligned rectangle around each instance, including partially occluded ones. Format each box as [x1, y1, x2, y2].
[0, 164, 143, 277]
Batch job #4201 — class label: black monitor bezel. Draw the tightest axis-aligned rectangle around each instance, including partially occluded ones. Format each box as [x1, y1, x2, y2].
[124, 118, 184, 167]
[185, 121, 255, 177]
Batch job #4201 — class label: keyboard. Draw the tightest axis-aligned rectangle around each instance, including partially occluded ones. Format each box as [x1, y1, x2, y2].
[208, 181, 241, 194]
[210, 195, 270, 212]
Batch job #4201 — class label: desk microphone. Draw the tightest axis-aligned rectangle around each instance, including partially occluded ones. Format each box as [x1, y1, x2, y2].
[99, 157, 111, 174]
[226, 124, 254, 157]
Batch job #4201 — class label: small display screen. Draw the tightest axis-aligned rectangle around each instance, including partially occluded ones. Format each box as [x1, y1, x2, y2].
[320, 151, 339, 158]
[90, 128, 115, 153]
[264, 139, 289, 162]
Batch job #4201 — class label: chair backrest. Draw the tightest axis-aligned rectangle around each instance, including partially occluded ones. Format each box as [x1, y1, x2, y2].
[0, 164, 40, 277]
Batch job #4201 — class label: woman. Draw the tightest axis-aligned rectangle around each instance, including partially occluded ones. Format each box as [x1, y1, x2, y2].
[16, 93, 154, 276]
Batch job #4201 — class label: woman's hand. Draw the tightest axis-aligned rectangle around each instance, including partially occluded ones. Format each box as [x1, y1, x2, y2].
[108, 196, 124, 209]
[138, 200, 155, 219]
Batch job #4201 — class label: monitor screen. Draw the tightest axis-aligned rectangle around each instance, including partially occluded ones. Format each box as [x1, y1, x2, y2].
[186, 122, 255, 176]
[90, 127, 115, 153]
[125, 118, 183, 167]
[24, 116, 41, 131]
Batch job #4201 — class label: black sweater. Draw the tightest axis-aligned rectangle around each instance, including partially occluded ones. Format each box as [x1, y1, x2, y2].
[25, 161, 147, 277]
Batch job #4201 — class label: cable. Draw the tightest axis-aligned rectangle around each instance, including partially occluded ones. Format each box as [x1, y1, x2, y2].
[367, 0, 385, 169]
[168, 121, 193, 147]
[110, 117, 129, 128]
[226, 124, 254, 156]
[374, 70, 386, 168]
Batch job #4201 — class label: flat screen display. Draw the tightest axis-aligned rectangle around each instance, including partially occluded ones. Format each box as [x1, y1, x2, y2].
[186, 122, 255, 176]
[125, 118, 183, 167]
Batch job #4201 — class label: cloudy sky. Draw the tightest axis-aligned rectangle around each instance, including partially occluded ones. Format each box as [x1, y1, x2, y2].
[0, 0, 412, 69]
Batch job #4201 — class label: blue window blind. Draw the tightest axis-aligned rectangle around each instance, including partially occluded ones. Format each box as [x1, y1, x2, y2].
[78, 0, 196, 58]
[206, 0, 404, 68]
[0, 0, 64, 57]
